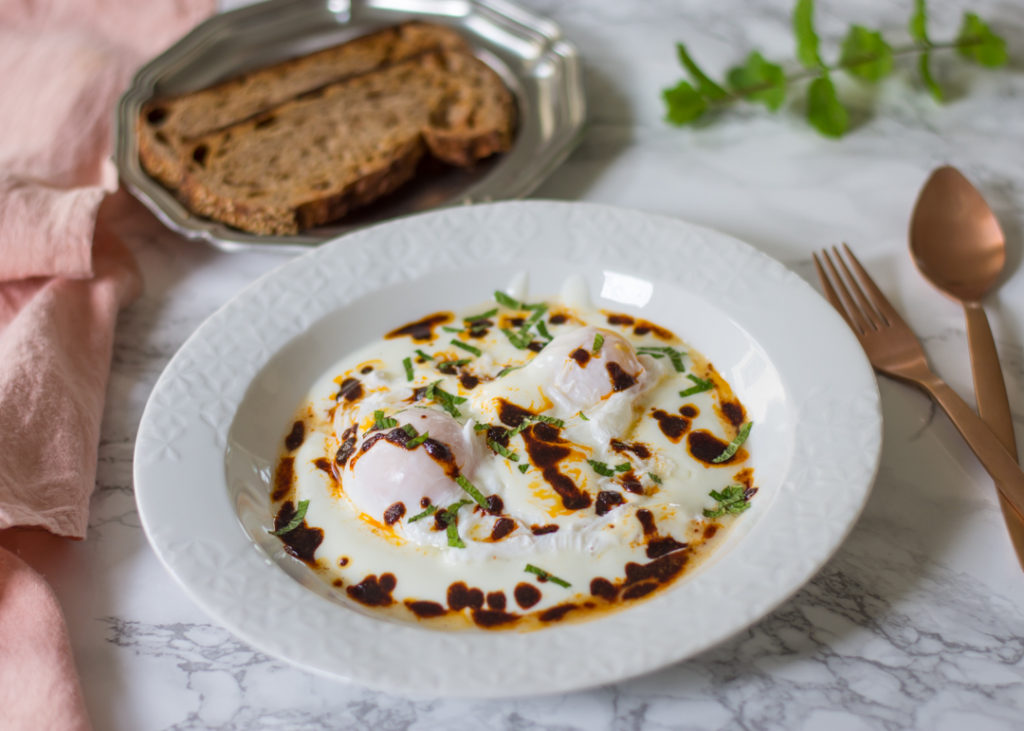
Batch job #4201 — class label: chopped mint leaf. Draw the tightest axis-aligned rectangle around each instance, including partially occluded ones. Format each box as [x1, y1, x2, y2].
[374, 410, 398, 430]
[438, 358, 471, 374]
[408, 504, 438, 523]
[270, 499, 309, 535]
[451, 339, 482, 357]
[637, 346, 685, 372]
[406, 430, 429, 449]
[592, 333, 605, 354]
[401, 424, 417, 438]
[415, 349, 433, 361]
[464, 308, 498, 323]
[403, 356, 414, 381]
[501, 328, 530, 349]
[455, 475, 489, 508]
[524, 563, 571, 588]
[518, 463, 530, 473]
[648, 473, 663, 485]
[712, 422, 753, 463]
[497, 364, 524, 377]
[588, 459, 615, 477]
[703, 484, 753, 518]
[679, 374, 714, 397]
[578, 411, 589, 421]
[488, 440, 519, 461]
[494, 290, 523, 309]
[441, 325, 465, 333]
[614, 462, 631, 473]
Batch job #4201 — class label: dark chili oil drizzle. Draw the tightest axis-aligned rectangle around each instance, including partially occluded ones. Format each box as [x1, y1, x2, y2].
[622, 582, 659, 601]
[272, 457, 294, 501]
[636, 508, 658, 536]
[623, 551, 689, 589]
[490, 517, 516, 540]
[406, 600, 446, 618]
[337, 377, 364, 403]
[472, 609, 520, 628]
[486, 591, 507, 610]
[632, 319, 675, 340]
[570, 347, 591, 366]
[409, 385, 429, 402]
[721, 400, 746, 427]
[606, 313, 635, 326]
[527, 341, 546, 353]
[688, 430, 745, 466]
[422, 438, 459, 478]
[466, 319, 493, 339]
[335, 437, 356, 467]
[520, 423, 592, 510]
[590, 577, 618, 601]
[703, 524, 719, 540]
[595, 490, 626, 516]
[486, 425, 510, 447]
[549, 313, 567, 325]
[610, 439, 651, 459]
[606, 362, 638, 391]
[313, 457, 332, 475]
[651, 408, 689, 442]
[338, 557, 349, 566]
[539, 604, 577, 622]
[497, 399, 534, 427]
[621, 476, 644, 495]
[485, 495, 504, 515]
[385, 312, 453, 342]
[360, 365, 373, 374]
[679, 404, 699, 418]
[346, 573, 396, 606]
[459, 372, 480, 390]
[332, 578, 344, 588]
[530, 524, 559, 535]
[507, 316, 525, 328]
[513, 582, 541, 609]
[273, 500, 323, 564]
[284, 421, 305, 451]
[383, 502, 406, 525]
[447, 582, 484, 611]
[646, 536, 689, 558]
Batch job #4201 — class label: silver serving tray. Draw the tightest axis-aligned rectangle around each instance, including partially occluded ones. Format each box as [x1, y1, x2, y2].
[114, 0, 585, 252]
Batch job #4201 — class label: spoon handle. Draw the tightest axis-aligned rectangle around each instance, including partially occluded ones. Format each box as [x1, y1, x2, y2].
[964, 301, 1024, 563]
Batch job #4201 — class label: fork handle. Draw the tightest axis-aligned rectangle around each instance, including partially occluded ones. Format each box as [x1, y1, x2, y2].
[918, 373, 1024, 520]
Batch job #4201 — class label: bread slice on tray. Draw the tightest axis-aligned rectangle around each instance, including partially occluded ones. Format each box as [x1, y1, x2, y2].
[173, 50, 516, 235]
[138, 22, 470, 190]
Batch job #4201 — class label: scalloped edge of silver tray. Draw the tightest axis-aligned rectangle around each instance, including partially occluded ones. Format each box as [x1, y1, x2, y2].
[114, 0, 585, 253]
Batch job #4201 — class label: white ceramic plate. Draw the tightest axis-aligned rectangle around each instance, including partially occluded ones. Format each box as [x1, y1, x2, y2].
[134, 201, 882, 698]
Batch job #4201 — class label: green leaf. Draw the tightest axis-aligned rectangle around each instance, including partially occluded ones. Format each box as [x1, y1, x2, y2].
[726, 52, 787, 111]
[909, 0, 930, 45]
[662, 80, 709, 125]
[679, 374, 714, 398]
[270, 500, 309, 535]
[455, 474, 489, 508]
[408, 504, 437, 523]
[839, 25, 894, 81]
[592, 332, 605, 354]
[525, 564, 571, 588]
[702, 484, 753, 518]
[919, 52, 944, 101]
[793, 0, 822, 69]
[957, 12, 1008, 67]
[806, 74, 849, 138]
[676, 43, 728, 100]
[712, 421, 753, 463]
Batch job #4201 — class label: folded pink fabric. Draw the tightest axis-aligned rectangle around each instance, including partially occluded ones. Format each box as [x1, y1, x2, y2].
[0, 1, 214, 728]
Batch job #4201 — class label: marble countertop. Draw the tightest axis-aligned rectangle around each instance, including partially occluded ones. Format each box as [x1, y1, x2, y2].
[11, 0, 1024, 727]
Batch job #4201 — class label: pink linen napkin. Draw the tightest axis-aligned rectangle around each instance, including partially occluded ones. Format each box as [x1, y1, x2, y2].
[0, 1, 214, 728]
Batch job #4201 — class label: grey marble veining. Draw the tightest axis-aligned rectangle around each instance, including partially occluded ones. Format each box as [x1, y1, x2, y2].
[9, 0, 1024, 728]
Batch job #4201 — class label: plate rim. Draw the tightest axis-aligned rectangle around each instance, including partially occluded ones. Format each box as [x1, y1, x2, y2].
[133, 200, 882, 697]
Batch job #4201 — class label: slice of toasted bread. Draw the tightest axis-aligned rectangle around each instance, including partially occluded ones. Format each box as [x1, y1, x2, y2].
[175, 51, 515, 235]
[138, 22, 469, 189]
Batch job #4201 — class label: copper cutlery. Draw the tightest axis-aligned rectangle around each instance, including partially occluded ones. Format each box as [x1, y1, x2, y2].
[909, 166, 1024, 569]
[814, 244, 1024, 522]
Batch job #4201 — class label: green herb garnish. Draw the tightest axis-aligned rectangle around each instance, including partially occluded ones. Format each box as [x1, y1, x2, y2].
[455, 474, 489, 508]
[474, 423, 491, 431]
[442, 325, 465, 333]
[712, 421, 753, 463]
[406, 430, 429, 449]
[648, 473, 663, 485]
[464, 308, 498, 323]
[401, 424, 417, 439]
[408, 504, 438, 523]
[415, 349, 433, 361]
[374, 410, 398, 430]
[424, 379, 467, 418]
[508, 413, 565, 438]
[270, 499, 309, 535]
[587, 460, 615, 477]
[663, 0, 1008, 138]
[438, 499, 473, 548]
[578, 411, 589, 421]
[497, 364, 524, 377]
[614, 462, 631, 473]
[703, 484, 753, 518]
[451, 339, 482, 357]
[494, 290, 524, 310]
[438, 358, 472, 374]
[403, 356, 414, 381]
[501, 327, 531, 350]
[488, 440, 519, 461]
[535, 320, 554, 341]
[637, 346, 686, 372]
[592, 333, 604, 354]
[524, 564, 571, 588]
[679, 374, 714, 397]
[518, 464, 530, 474]
[446, 522, 466, 548]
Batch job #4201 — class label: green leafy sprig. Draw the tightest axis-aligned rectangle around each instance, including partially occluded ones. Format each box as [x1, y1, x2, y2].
[663, 0, 1007, 138]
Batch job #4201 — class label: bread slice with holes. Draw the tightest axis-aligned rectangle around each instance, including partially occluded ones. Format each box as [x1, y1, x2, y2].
[174, 51, 515, 235]
[138, 22, 470, 189]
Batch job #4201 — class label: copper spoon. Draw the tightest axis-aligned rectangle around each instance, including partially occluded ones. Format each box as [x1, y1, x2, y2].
[909, 165, 1024, 569]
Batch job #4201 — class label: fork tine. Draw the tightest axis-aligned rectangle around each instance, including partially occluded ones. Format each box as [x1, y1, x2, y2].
[820, 248, 873, 334]
[840, 243, 906, 328]
[812, 252, 855, 331]
[832, 244, 890, 329]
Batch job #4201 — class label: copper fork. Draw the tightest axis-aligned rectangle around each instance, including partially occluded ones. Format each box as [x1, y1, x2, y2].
[814, 244, 1024, 520]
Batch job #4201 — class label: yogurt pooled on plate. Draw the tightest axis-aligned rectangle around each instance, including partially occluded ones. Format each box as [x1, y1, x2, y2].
[270, 279, 757, 630]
